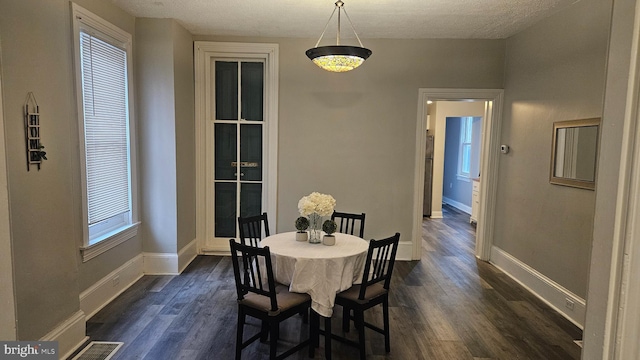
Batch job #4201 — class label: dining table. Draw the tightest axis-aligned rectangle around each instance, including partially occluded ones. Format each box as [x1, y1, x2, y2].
[260, 231, 369, 317]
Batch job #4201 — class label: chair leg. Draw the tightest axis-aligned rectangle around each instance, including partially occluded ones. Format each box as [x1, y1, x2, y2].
[324, 316, 332, 360]
[260, 320, 269, 342]
[383, 297, 390, 352]
[342, 306, 350, 332]
[269, 321, 278, 360]
[309, 309, 316, 358]
[236, 307, 245, 360]
[310, 309, 320, 349]
[355, 310, 366, 360]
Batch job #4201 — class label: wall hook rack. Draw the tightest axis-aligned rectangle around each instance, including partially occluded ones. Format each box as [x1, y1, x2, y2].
[24, 92, 47, 171]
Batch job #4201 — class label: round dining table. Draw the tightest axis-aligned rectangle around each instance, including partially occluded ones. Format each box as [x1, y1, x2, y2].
[261, 231, 369, 317]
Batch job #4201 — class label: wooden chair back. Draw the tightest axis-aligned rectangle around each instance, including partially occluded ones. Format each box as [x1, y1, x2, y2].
[359, 233, 400, 300]
[237, 212, 270, 247]
[331, 211, 366, 238]
[229, 239, 278, 312]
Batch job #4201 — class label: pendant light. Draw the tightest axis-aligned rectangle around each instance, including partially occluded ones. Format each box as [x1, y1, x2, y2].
[305, 1, 372, 72]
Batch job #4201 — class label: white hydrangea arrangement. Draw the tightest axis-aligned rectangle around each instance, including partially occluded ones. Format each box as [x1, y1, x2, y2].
[298, 192, 336, 217]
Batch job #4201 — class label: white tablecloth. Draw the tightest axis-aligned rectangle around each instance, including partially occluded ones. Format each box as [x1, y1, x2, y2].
[261, 232, 368, 317]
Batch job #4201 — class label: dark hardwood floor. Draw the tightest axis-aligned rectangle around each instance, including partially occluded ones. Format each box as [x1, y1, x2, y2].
[83, 205, 582, 359]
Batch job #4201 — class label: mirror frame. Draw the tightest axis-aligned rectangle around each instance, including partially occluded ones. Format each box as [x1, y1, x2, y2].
[549, 118, 600, 190]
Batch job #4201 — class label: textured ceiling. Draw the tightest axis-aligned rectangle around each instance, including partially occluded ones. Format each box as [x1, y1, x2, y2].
[110, 0, 577, 40]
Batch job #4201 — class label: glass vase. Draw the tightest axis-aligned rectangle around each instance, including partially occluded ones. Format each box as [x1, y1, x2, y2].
[308, 213, 322, 244]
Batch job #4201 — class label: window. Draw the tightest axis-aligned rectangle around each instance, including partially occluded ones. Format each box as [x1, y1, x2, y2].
[458, 117, 473, 179]
[72, 4, 138, 261]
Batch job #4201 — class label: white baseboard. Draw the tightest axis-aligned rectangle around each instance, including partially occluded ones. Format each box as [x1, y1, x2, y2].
[396, 240, 413, 261]
[143, 252, 179, 275]
[178, 238, 198, 273]
[430, 210, 443, 219]
[40, 310, 88, 360]
[442, 196, 472, 215]
[490, 246, 585, 328]
[80, 254, 144, 320]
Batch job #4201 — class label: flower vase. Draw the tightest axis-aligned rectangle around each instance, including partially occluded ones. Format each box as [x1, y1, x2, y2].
[308, 213, 322, 244]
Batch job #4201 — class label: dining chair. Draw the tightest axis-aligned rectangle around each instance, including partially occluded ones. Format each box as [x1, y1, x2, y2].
[229, 239, 314, 360]
[331, 211, 366, 238]
[334, 232, 400, 360]
[238, 212, 270, 247]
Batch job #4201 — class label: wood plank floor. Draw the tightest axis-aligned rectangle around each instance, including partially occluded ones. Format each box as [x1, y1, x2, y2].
[82, 205, 582, 359]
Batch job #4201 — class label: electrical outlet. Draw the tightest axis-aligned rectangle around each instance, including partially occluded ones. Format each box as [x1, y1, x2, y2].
[565, 298, 575, 311]
[112, 275, 120, 287]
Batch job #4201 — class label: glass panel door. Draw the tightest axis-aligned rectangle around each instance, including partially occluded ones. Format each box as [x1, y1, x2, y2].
[213, 60, 265, 239]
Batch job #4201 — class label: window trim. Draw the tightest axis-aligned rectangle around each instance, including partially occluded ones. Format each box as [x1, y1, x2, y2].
[457, 116, 473, 180]
[72, 3, 139, 262]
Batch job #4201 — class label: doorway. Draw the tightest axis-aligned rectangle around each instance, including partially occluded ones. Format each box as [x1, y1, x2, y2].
[194, 42, 279, 253]
[433, 103, 485, 220]
[412, 89, 503, 261]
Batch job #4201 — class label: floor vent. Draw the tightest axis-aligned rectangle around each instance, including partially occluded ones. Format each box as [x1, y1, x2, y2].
[71, 341, 123, 360]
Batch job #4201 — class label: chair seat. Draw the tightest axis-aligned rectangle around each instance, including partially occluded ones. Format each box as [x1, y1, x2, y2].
[240, 284, 311, 315]
[336, 282, 387, 304]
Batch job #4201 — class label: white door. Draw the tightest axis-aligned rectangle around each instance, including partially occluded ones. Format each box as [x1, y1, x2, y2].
[195, 42, 279, 253]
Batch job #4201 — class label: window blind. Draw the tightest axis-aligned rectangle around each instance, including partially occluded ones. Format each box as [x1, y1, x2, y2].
[80, 32, 130, 225]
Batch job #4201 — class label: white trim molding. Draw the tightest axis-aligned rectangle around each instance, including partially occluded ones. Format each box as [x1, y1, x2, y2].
[605, 1, 640, 357]
[143, 252, 179, 275]
[80, 254, 144, 319]
[491, 246, 586, 328]
[80, 222, 139, 262]
[178, 239, 198, 273]
[396, 241, 413, 261]
[442, 196, 472, 215]
[414, 89, 503, 261]
[40, 310, 88, 360]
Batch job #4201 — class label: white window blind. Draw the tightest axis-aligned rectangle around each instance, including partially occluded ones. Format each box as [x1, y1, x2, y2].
[80, 32, 131, 226]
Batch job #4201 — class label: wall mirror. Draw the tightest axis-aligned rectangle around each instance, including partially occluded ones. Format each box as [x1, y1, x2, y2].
[550, 118, 600, 190]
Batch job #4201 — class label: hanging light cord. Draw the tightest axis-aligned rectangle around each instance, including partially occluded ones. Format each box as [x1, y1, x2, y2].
[313, 1, 365, 48]
[342, 7, 365, 48]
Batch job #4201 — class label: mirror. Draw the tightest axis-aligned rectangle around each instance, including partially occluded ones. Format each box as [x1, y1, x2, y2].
[550, 118, 600, 190]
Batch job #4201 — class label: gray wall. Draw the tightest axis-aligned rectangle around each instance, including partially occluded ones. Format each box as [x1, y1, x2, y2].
[495, 0, 610, 299]
[136, 18, 195, 254]
[194, 35, 505, 243]
[173, 22, 196, 252]
[137, 19, 178, 254]
[443, 117, 472, 208]
[0, 0, 141, 339]
[583, 0, 635, 356]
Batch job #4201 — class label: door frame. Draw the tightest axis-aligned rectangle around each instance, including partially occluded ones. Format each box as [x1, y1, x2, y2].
[413, 88, 503, 260]
[603, 0, 640, 355]
[194, 42, 279, 253]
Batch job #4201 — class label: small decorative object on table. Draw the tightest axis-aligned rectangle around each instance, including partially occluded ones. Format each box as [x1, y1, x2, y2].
[295, 216, 310, 241]
[298, 192, 336, 244]
[322, 219, 337, 246]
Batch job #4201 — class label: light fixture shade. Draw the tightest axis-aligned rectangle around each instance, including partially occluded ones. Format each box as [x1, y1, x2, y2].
[306, 45, 372, 72]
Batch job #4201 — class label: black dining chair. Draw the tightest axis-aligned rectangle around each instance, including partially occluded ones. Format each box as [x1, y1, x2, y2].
[331, 211, 366, 238]
[238, 212, 270, 247]
[334, 232, 400, 360]
[229, 239, 314, 360]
